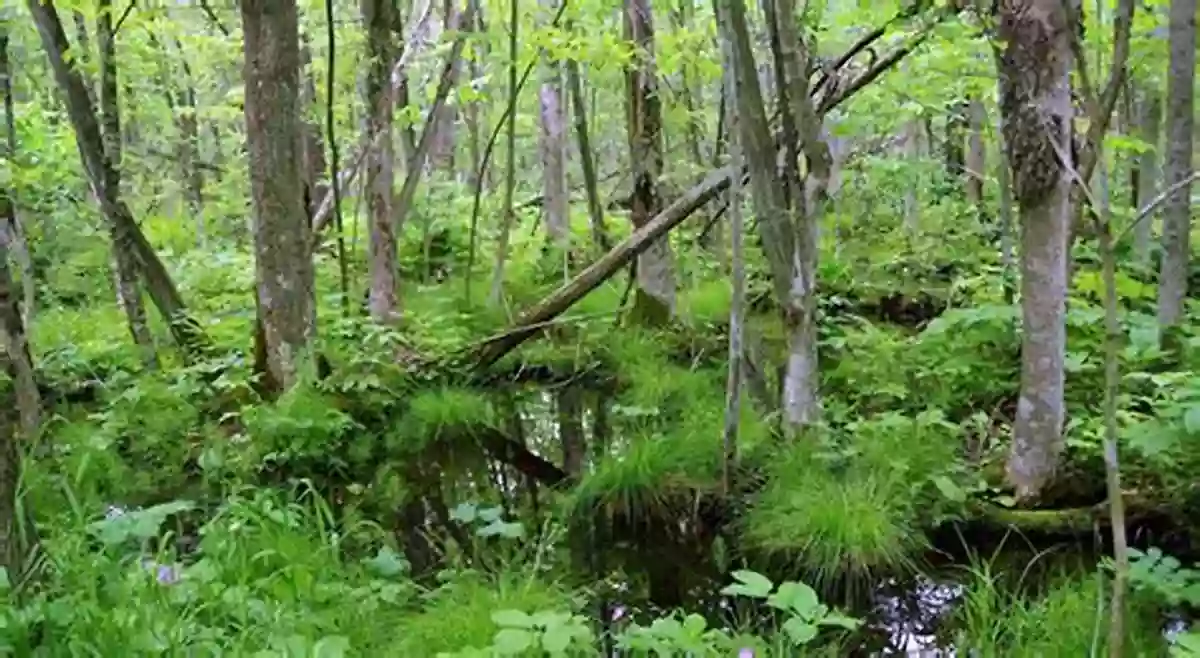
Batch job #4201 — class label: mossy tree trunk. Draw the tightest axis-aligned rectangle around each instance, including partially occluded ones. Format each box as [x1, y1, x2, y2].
[241, 0, 317, 391]
[996, 0, 1074, 500]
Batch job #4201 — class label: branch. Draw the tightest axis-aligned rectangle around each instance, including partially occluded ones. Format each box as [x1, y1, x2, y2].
[1070, 0, 1136, 182]
[197, 0, 230, 37]
[817, 7, 951, 115]
[111, 0, 136, 36]
[1116, 172, 1200, 243]
[309, 1, 436, 240]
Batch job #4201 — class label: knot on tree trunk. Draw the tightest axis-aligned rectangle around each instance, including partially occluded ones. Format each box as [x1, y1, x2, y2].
[997, 0, 1073, 208]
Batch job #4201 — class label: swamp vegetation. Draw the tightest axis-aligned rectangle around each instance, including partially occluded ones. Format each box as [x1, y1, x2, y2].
[0, 0, 1198, 655]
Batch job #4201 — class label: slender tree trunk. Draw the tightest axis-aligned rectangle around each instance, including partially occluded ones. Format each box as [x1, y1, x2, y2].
[29, 0, 207, 355]
[1132, 86, 1160, 265]
[98, 0, 157, 368]
[1155, 0, 1195, 332]
[0, 30, 33, 329]
[299, 35, 329, 212]
[538, 0, 569, 250]
[364, 0, 399, 323]
[624, 0, 676, 323]
[566, 59, 609, 252]
[429, 0, 458, 177]
[241, 0, 318, 390]
[997, 0, 1074, 500]
[174, 41, 205, 236]
[489, 0, 520, 304]
[965, 97, 986, 204]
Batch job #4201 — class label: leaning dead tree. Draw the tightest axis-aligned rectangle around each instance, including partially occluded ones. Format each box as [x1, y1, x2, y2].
[476, 2, 951, 370]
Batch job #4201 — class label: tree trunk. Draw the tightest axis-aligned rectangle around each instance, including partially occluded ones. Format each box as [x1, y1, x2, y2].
[1132, 86, 1160, 265]
[241, 0, 318, 390]
[428, 0, 459, 177]
[997, 0, 1074, 500]
[566, 58, 610, 252]
[0, 29, 33, 329]
[99, 0, 157, 369]
[1155, 0, 1195, 332]
[363, 0, 400, 323]
[299, 35, 329, 212]
[29, 0, 207, 355]
[175, 41, 206, 235]
[965, 97, 986, 204]
[624, 0, 676, 323]
[538, 0, 569, 251]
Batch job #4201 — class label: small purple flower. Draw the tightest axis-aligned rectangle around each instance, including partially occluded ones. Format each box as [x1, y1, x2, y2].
[140, 558, 181, 585]
[155, 564, 180, 585]
[738, 649, 755, 658]
[610, 605, 626, 622]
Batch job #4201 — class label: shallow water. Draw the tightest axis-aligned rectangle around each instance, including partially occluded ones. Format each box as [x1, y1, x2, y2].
[870, 575, 964, 656]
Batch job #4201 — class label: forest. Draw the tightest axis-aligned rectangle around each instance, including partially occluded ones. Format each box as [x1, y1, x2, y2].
[0, 0, 1197, 654]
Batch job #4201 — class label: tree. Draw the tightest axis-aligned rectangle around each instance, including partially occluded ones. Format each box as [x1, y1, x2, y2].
[363, 0, 400, 323]
[625, 0, 676, 323]
[995, 0, 1074, 499]
[1155, 0, 1195, 332]
[28, 0, 207, 355]
[98, 0, 156, 368]
[240, 0, 317, 390]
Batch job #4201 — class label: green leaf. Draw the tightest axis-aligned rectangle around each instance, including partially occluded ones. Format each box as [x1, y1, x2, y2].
[932, 475, 967, 503]
[491, 609, 534, 628]
[492, 628, 535, 655]
[541, 625, 572, 654]
[720, 569, 774, 599]
[312, 636, 350, 658]
[1183, 406, 1200, 435]
[782, 617, 818, 645]
[768, 581, 820, 616]
[819, 612, 862, 630]
[449, 502, 477, 523]
[364, 546, 408, 578]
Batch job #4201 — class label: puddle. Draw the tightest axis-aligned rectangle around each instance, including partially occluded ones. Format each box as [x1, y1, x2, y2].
[869, 575, 964, 656]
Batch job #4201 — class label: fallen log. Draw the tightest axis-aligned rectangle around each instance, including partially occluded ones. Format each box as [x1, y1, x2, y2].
[475, 165, 735, 369]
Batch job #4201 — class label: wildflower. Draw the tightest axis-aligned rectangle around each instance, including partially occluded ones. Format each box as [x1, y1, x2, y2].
[139, 558, 181, 585]
[738, 649, 754, 658]
[610, 605, 626, 622]
[156, 564, 181, 585]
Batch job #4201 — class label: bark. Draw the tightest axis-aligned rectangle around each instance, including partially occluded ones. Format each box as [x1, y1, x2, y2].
[363, 0, 399, 323]
[0, 30, 33, 329]
[29, 0, 207, 355]
[1132, 86, 1160, 265]
[0, 195, 38, 442]
[1154, 0, 1195, 332]
[996, 0, 1074, 500]
[624, 0, 676, 323]
[0, 186, 39, 584]
[241, 0, 318, 390]
[99, 0, 157, 369]
[538, 0, 569, 250]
